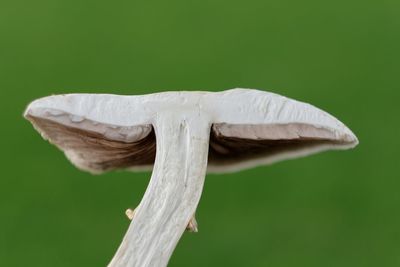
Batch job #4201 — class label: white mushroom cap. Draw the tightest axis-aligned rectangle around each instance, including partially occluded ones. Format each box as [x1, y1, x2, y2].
[24, 89, 358, 174]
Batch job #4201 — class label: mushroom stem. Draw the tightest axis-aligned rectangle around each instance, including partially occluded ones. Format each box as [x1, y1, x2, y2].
[108, 112, 210, 267]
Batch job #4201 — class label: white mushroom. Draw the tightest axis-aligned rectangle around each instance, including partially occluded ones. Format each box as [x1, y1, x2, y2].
[24, 88, 358, 267]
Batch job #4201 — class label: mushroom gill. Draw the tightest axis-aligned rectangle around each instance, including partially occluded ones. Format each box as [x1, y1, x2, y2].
[26, 116, 156, 173]
[207, 123, 357, 172]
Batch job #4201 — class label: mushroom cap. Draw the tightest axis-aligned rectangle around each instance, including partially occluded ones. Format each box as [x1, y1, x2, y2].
[24, 89, 358, 174]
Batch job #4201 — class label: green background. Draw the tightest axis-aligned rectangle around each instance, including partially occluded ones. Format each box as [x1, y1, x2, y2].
[1, 0, 399, 266]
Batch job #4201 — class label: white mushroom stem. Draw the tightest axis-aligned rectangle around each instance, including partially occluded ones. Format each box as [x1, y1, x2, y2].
[108, 112, 210, 267]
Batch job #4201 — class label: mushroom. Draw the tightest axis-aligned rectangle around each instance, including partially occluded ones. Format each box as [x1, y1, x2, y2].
[24, 88, 358, 267]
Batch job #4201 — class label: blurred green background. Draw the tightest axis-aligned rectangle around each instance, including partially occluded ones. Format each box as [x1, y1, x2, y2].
[0, 0, 399, 266]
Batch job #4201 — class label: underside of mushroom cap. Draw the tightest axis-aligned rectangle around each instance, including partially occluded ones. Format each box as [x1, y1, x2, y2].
[26, 114, 155, 173]
[207, 122, 357, 173]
